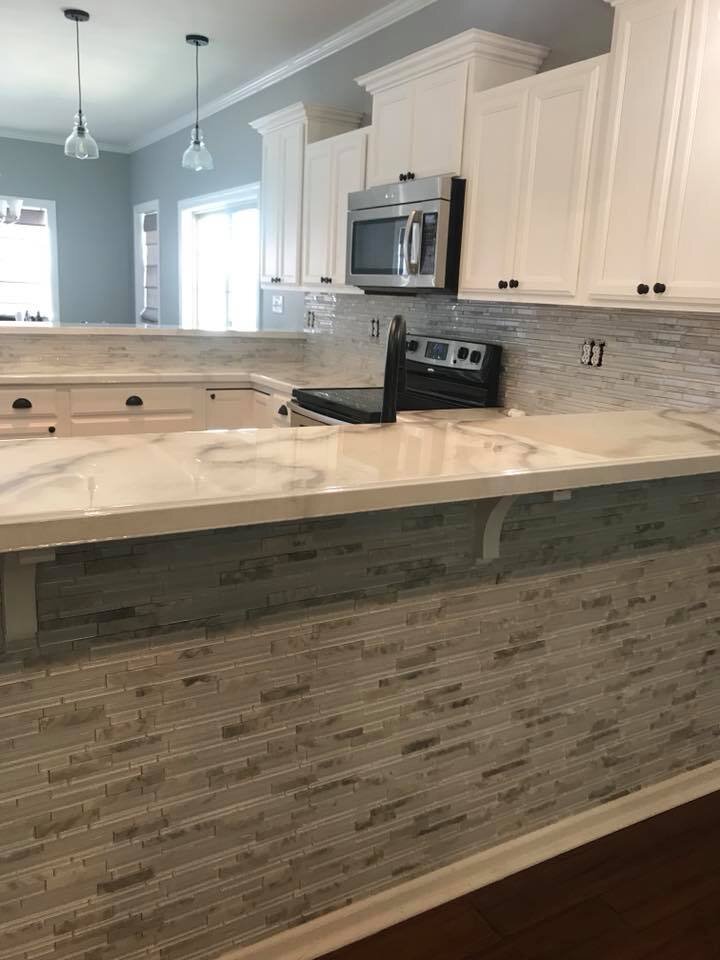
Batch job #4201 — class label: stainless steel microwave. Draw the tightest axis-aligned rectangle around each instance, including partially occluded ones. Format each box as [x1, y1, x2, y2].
[345, 175, 466, 292]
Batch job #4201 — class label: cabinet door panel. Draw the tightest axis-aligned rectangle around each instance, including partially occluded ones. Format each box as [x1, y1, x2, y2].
[459, 87, 528, 296]
[205, 389, 256, 429]
[331, 132, 367, 286]
[260, 132, 281, 283]
[658, 0, 720, 301]
[588, 0, 693, 298]
[411, 63, 468, 179]
[367, 83, 414, 187]
[514, 60, 602, 296]
[302, 142, 333, 286]
[279, 124, 304, 285]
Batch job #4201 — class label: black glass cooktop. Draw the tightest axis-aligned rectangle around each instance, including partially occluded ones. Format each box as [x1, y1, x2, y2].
[292, 388, 385, 423]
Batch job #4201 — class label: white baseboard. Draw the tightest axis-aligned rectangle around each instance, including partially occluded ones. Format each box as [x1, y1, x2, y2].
[221, 760, 720, 960]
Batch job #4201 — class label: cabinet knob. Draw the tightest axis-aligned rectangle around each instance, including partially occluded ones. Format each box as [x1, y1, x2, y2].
[125, 395, 144, 407]
[509, 279, 519, 289]
[12, 397, 32, 410]
[637, 283, 650, 295]
[399, 173, 407, 182]
[278, 404, 288, 417]
[48, 426, 56, 434]
[407, 171, 415, 181]
[498, 280, 508, 290]
[653, 282, 667, 295]
[209, 393, 216, 400]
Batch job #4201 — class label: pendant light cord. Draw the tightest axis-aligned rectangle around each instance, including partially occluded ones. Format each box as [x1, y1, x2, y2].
[75, 19, 83, 117]
[195, 43, 200, 134]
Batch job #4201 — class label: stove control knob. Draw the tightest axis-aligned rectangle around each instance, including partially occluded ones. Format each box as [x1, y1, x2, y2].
[470, 350, 482, 364]
[457, 347, 469, 360]
[407, 339, 419, 352]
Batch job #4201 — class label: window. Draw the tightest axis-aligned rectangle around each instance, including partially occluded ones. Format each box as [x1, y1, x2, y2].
[179, 184, 260, 331]
[0, 197, 58, 321]
[134, 201, 160, 324]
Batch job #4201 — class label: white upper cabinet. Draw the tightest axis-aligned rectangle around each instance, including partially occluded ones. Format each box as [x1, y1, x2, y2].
[587, 0, 694, 300]
[656, 0, 720, 302]
[460, 87, 528, 296]
[357, 29, 548, 188]
[460, 57, 604, 299]
[302, 129, 367, 288]
[251, 103, 363, 288]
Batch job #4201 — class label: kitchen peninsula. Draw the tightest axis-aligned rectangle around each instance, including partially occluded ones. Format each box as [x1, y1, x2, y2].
[2, 408, 720, 960]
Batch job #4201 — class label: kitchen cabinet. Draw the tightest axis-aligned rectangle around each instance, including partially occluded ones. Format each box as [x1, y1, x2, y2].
[357, 29, 548, 188]
[205, 388, 291, 429]
[69, 385, 202, 437]
[655, 0, 720, 303]
[587, 0, 694, 301]
[460, 57, 603, 299]
[253, 390, 291, 428]
[0, 388, 61, 438]
[302, 129, 367, 289]
[250, 103, 363, 290]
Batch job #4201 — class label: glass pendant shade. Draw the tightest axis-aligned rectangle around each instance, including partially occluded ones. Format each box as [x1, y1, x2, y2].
[182, 126, 214, 171]
[65, 112, 100, 160]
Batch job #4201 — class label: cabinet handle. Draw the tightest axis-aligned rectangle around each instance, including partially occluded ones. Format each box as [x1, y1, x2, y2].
[327, 277, 332, 285]
[498, 280, 508, 290]
[209, 393, 216, 400]
[125, 395, 144, 407]
[637, 283, 650, 295]
[509, 279, 519, 289]
[407, 171, 415, 181]
[277, 404, 288, 417]
[48, 426, 56, 434]
[11, 397, 32, 410]
[653, 282, 667, 295]
[399, 173, 407, 182]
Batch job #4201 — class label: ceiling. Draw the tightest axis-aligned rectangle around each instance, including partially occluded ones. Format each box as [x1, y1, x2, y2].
[0, 0, 428, 151]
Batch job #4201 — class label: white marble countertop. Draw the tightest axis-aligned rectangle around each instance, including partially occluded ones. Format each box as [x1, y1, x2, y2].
[0, 323, 306, 338]
[0, 408, 719, 552]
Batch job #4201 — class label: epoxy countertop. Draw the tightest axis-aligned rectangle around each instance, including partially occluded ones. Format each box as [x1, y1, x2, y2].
[0, 408, 719, 552]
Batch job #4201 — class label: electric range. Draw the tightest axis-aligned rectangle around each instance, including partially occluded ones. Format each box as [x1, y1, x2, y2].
[289, 335, 501, 426]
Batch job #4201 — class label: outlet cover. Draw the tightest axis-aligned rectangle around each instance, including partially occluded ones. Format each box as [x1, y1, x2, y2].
[272, 295, 284, 315]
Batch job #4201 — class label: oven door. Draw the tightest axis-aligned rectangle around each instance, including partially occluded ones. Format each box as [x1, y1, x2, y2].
[346, 199, 450, 289]
[288, 401, 346, 427]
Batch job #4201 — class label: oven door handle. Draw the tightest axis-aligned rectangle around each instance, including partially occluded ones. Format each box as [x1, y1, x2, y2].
[403, 210, 420, 276]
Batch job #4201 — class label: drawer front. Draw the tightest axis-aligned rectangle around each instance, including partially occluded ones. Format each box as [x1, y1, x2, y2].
[0, 389, 58, 418]
[70, 385, 198, 417]
[70, 413, 199, 437]
[205, 389, 255, 429]
[0, 419, 60, 439]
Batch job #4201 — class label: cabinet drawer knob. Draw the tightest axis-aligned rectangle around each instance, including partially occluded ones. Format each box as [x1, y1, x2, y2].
[48, 426, 56, 434]
[498, 280, 508, 290]
[209, 393, 216, 400]
[637, 283, 650, 295]
[399, 173, 407, 182]
[125, 395, 144, 407]
[653, 282, 667, 295]
[278, 404, 288, 416]
[509, 279, 519, 289]
[12, 397, 32, 410]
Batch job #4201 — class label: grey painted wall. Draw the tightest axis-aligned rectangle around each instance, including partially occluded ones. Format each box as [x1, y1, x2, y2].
[129, 0, 613, 328]
[0, 137, 132, 325]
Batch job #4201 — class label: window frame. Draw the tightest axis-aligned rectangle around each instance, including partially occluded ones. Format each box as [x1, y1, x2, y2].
[133, 199, 160, 326]
[178, 183, 260, 331]
[0, 196, 59, 322]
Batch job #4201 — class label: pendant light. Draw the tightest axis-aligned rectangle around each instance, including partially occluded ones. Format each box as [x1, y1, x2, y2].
[182, 34, 214, 172]
[64, 9, 100, 160]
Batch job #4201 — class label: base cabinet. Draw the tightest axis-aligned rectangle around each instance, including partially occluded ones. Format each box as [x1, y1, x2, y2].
[0, 388, 61, 438]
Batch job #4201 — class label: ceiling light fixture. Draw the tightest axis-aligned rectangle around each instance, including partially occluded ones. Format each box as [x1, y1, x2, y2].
[64, 9, 100, 160]
[182, 34, 214, 172]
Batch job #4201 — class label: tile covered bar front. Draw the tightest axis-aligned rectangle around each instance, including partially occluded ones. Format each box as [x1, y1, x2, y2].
[2, 473, 720, 960]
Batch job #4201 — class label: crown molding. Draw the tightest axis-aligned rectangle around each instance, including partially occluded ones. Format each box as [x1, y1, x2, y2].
[356, 28, 549, 94]
[0, 127, 130, 154]
[127, 0, 439, 153]
[249, 102, 364, 136]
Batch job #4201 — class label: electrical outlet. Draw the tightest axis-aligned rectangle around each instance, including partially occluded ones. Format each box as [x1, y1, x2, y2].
[580, 340, 593, 366]
[370, 318, 381, 339]
[590, 341, 605, 367]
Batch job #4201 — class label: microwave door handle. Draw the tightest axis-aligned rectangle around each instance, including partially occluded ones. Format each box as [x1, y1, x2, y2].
[409, 216, 421, 274]
[402, 210, 418, 276]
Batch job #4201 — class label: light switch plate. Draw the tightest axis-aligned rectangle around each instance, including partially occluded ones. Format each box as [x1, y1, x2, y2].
[272, 295, 284, 315]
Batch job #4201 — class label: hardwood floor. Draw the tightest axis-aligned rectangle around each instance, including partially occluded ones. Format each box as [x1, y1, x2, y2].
[320, 792, 720, 960]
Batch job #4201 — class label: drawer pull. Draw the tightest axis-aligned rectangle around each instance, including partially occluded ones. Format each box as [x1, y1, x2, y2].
[277, 404, 288, 417]
[125, 395, 144, 407]
[48, 426, 56, 434]
[12, 397, 32, 410]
